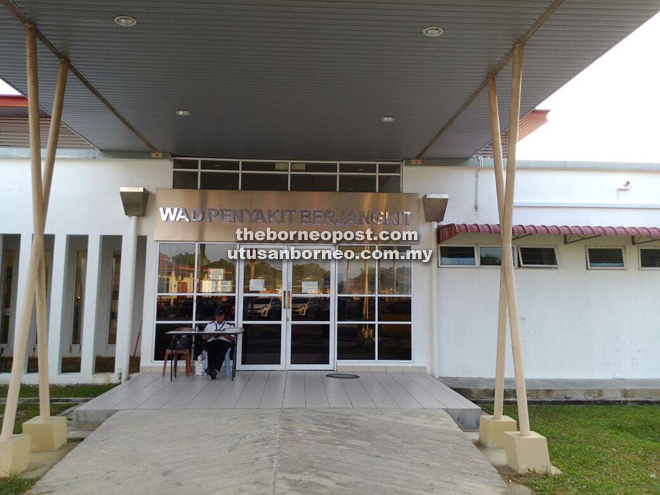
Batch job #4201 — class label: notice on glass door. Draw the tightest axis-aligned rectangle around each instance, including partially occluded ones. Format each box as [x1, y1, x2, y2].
[249, 278, 266, 292]
[301, 281, 319, 294]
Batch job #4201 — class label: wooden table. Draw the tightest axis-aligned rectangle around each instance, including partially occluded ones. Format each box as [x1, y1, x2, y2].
[165, 328, 244, 381]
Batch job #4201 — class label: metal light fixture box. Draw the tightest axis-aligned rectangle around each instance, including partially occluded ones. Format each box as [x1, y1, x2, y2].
[120, 187, 149, 217]
[422, 194, 449, 223]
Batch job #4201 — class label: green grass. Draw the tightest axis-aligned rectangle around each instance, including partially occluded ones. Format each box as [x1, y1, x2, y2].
[1, 403, 72, 435]
[0, 383, 116, 399]
[481, 404, 660, 494]
[0, 475, 38, 495]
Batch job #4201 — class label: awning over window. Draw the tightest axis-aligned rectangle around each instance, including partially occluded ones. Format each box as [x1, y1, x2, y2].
[437, 224, 660, 245]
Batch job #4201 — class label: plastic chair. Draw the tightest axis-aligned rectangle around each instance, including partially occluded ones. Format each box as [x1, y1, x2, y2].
[163, 330, 193, 378]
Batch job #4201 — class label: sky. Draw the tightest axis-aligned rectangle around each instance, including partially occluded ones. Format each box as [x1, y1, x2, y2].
[1, 11, 659, 163]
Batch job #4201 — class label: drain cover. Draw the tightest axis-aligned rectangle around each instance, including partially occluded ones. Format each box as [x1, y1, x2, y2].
[325, 373, 360, 379]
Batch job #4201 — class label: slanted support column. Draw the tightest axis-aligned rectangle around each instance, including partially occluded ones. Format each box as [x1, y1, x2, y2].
[499, 43, 552, 474]
[115, 216, 138, 382]
[478, 75, 517, 448]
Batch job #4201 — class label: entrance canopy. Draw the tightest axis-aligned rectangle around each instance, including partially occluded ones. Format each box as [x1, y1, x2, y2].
[1, 1, 658, 160]
[438, 223, 660, 244]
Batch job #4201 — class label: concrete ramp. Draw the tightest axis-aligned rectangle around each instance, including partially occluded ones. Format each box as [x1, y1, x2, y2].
[34, 409, 509, 494]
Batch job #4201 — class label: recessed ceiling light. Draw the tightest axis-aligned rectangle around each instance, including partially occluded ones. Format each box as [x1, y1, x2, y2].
[422, 26, 443, 37]
[114, 15, 137, 27]
[175, 110, 191, 117]
[381, 116, 395, 123]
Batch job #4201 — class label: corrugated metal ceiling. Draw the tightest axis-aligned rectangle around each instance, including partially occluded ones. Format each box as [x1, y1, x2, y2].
[0, 1, 658, 159]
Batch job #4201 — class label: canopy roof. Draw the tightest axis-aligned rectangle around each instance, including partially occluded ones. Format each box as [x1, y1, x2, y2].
[1, 1, 658, 159]
[438, 223, 660, 244]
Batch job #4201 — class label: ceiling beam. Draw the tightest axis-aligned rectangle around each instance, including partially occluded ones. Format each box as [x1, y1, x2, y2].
[0, 0, 161, 156]
[415, 0, 566, 159]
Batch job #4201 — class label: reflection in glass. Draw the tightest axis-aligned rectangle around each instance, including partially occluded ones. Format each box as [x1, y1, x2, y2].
[291, 258, 330, 294]
[378, 297, 411, 322]
[378, 164, 401, 174]
[241, 324, 282, 364]
[290, 175, 336, 192]
[290, 324, 330, 364]
[173, 159, 198, 170]
[339, 175, 376, 192]
[241, 174, 288, 191]
[337, 246, 375, 294]
[378, 324, 411, 360]
[242, 296, 282, 321]
[156, 296, 193, 321]
[479, 247, 502, 266]
[641, 249, 660, 268]
[337, 297, 375, 321]
[292, 297, 330, 321]
[378, 175, 400, 193]
[200, 172, 239, 190]
[158, 243, 195, 293]
[198, 244, 236, 293]
[378, 247, 411, 295]
[173, 170, 198, 189]
[108, 251, 121, 345]
[339, 163, 376, 174]
[72, 251, 87, 345]
[337, 324, 375, 360]
[201, 160, 239, 171]
[196, 296, 236, 322]
[440, 246, 476, 266]
[243, 259, 282, 293]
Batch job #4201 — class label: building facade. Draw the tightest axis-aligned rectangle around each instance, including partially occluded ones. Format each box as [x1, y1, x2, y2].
[0, 154, 658, 383]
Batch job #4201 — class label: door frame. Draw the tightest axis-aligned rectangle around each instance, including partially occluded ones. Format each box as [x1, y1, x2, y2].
[236, 244, 337, 371]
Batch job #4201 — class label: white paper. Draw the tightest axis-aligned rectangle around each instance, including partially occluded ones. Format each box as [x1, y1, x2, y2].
[209, 268, 225, 280]
[301, 281, 319, 294]
[249, 278, 266, 291]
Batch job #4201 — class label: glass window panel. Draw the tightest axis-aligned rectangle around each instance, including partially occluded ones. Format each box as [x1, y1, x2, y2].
[197, 244, 236, 293]
[339, 175, 377, 192]
[440, 246, 476, 266]
[241, 173, 288, 191]
[378, 164, 401, 174]
[242, 296, 282, 321]
[154, 324, 187, 361]
[587, 248, 624, 268]
[339, 163, 376, 174]
[378, 297, 411, 322]
[1, 250, 14, 344]
[290, 324, 330, 364]
[173, 170, 198, 189]
[290, 175, 336, 192]
[242, 162, 289, 172]
[195, 296, 236, 322]
[158, 243, 196, 293]
[479, 247, 502, 266]
[108, 251, 121, 345]
[291, 162, 337, 173]
[378, 176, 400, 193]
[337, 324, 375, 360]
[292, 297, 330, 321]
[200, 172, 239, 190]
[378, 247, 411, 295]
[378, 325, 412, 361]
[519, 247, 557, 266]
[243, 259, 283, 293]
[71, 251, 87, 345]
[173, 159, 198, 170]
[640, 249, 660, 268]
[291, 257, 331, 294]
[201, 160, 239, 171]
[241, 324, 282, 364]
[337, 296, 375, 321]
[156, 296, 193, 321]
[337, 246, 376, 294]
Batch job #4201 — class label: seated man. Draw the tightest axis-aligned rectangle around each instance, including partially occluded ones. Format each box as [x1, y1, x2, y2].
[202, 307, 233, 379]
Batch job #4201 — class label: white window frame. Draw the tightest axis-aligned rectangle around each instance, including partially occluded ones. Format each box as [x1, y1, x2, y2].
[586, 246, 626, 270]
[438, 245, 477, 268]
[517, 246, 559, 268]
[638, 247, 660, 270]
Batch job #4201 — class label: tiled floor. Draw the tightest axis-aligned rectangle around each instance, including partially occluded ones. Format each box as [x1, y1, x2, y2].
[75, 371, 482, 428]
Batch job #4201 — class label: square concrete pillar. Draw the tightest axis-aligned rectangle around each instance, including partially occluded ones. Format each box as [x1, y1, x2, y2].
[478, 414, 517, 448]
[22, 416, 67, 452]
[503, 430, 552, 473]
[0, 434, 32, 477]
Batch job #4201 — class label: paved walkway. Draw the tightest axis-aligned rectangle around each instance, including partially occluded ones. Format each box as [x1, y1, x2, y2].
[74, 372, 482, 429]
[33, 409, 510, 494]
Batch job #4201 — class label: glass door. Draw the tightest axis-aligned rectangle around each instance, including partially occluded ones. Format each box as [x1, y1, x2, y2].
[237, 245, 336, 370]
[286, 246, 335, 370]
[238, 246, 286, 369]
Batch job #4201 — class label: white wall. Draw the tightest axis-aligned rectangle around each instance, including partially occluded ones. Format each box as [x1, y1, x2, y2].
[404, 164, 660, 380]
[0, 157, 171, 382]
